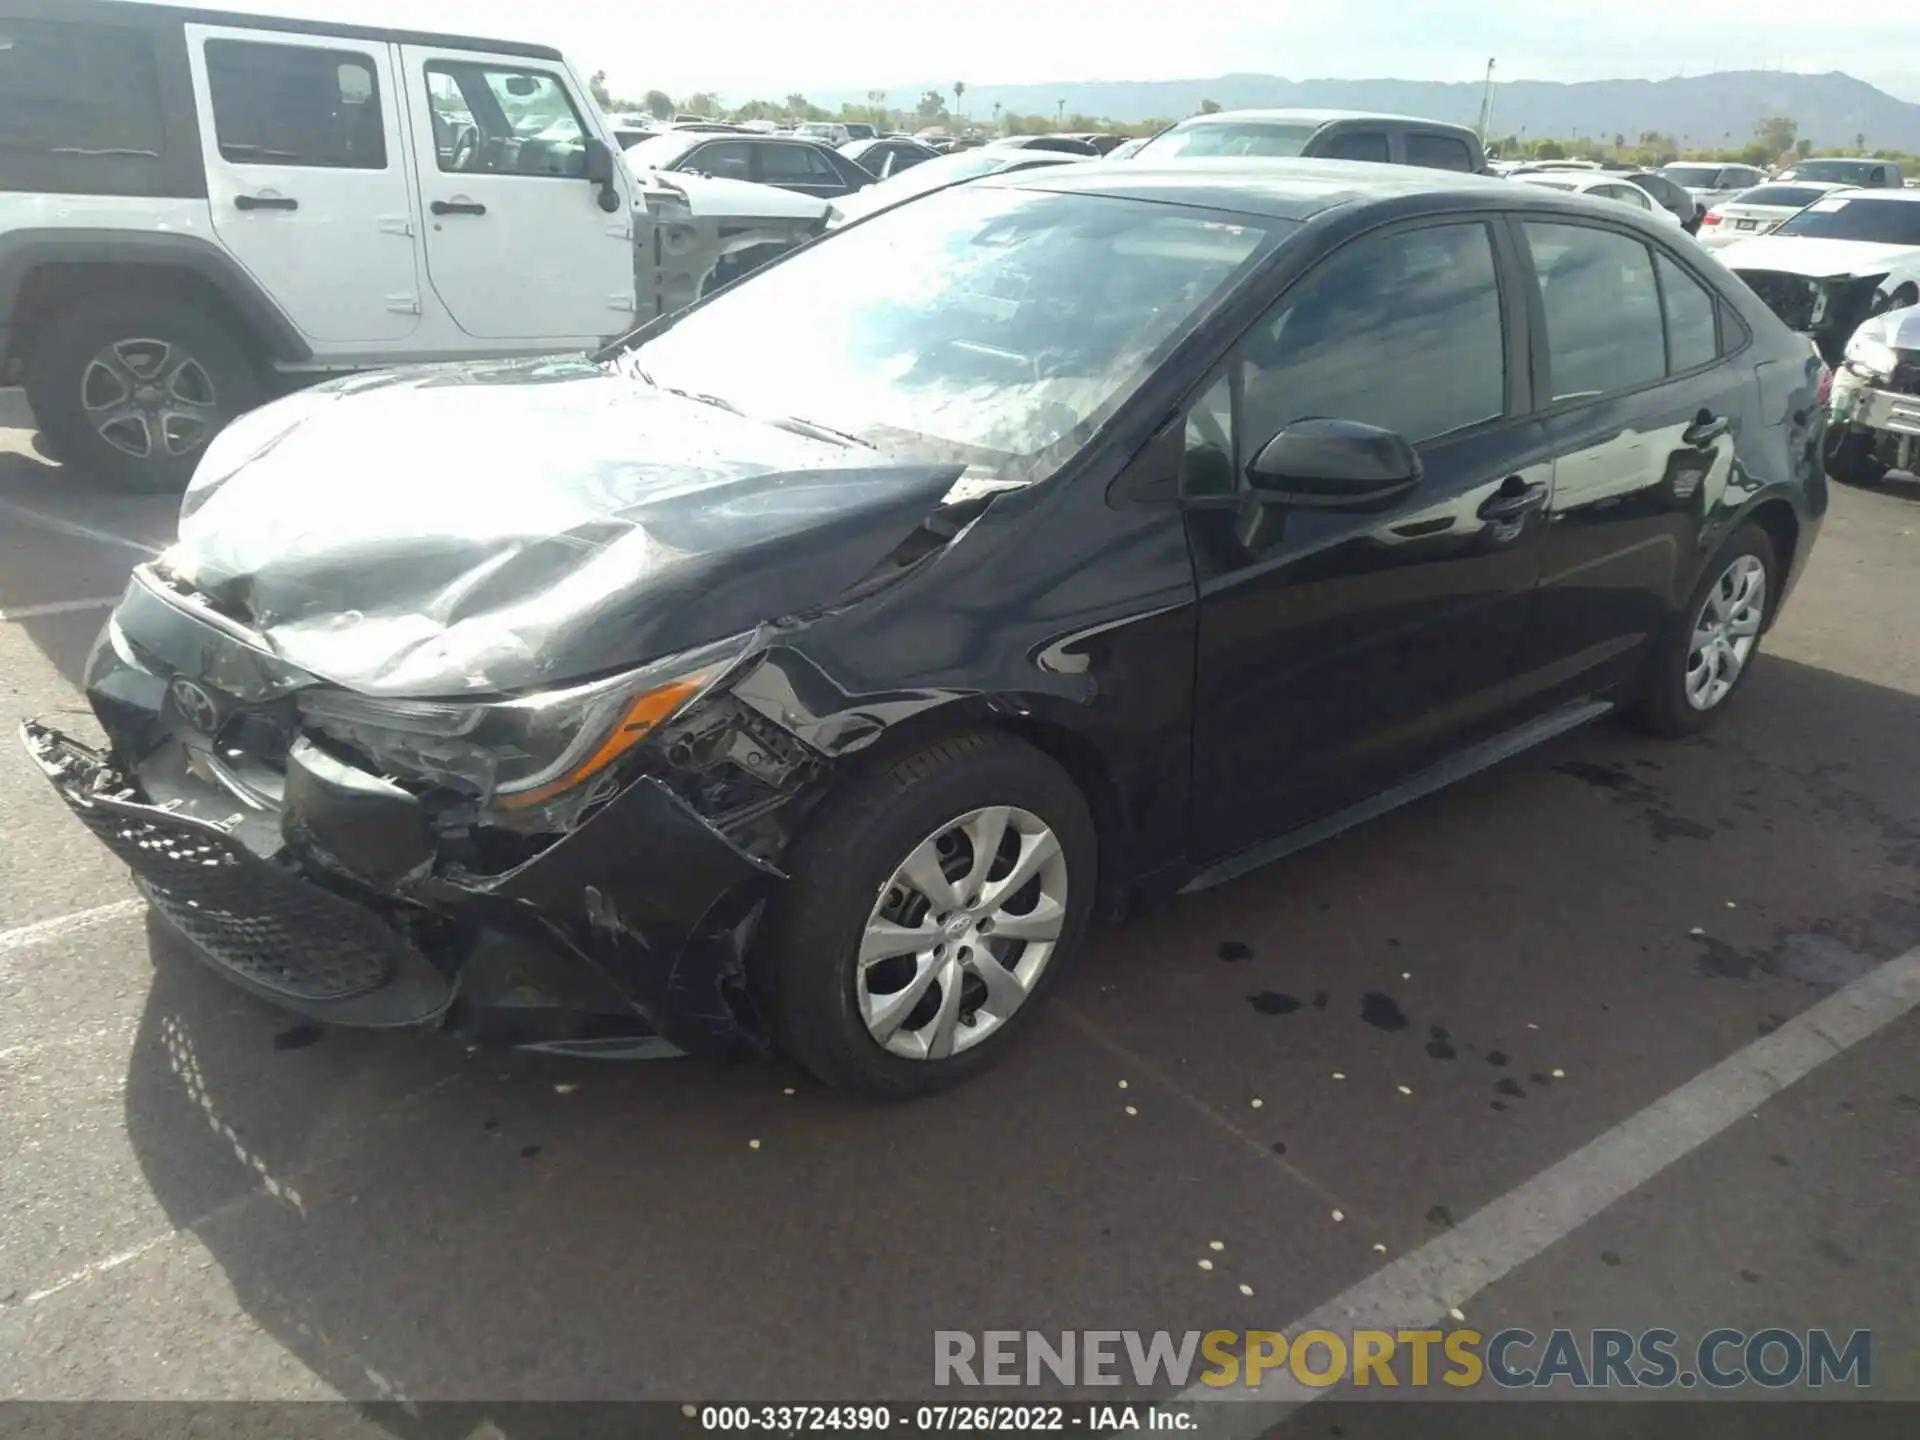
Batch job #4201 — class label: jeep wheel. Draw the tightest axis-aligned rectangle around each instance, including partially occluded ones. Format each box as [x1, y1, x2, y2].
[26, 295, 262, 493]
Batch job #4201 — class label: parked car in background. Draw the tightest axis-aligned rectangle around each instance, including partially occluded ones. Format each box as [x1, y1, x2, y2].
[624, 130, 874, 200]
[1659, 162, 1768, 213]
[795, 120, 853, 146]
[1104, 136, 1149, 161]
[25, 162, 1824, 1097]
[842, 123, 878, 141]
[1775, 157, 1905, 189]
[1057, 132, 1131, 155]
[607, 113, 660, 149]
[989, 135, 1101, 156]
[841, 136, 940, 179]
[1696, 182, 1848, 249]
[1620, 170, 1704, 232]
[1512, 171, 1682, 227]
[824, 147, 1088, 229]
[1716, 188, 1920, 362]
[1129, 109, 1487, 173]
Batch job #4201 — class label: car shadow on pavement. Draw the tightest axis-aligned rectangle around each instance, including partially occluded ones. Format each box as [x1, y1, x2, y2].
[112, 654, 1920, 1413]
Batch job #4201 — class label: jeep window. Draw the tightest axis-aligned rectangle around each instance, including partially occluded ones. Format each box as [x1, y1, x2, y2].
[204, 41, 385, 169]
[0, 19, 163, 158]
[1133, 119, 1319, 160]
[1407, 132, 1475, 171]
[1317, 130, 1390, 163]
[1773, 197, 1920, 245]
[425, 64, 586, 177]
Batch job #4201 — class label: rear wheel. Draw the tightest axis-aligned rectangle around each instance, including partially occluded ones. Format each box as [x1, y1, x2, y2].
[756, 731, 1097, 1098]
[1823, 427, 1888, 488]
[25, 294, 262, 493]
[1632, 523, 1776, 737]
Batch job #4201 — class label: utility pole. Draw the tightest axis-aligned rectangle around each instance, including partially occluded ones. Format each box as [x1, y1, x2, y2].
[1056, 98, 1066, 127]
[1475, 57, 1497, 143]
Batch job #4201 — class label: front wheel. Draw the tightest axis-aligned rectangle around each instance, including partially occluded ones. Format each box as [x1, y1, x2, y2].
[756, 731, 1097, 1098]
[1823, 427, 1888, 488]
[1632, 523, 1776, 737]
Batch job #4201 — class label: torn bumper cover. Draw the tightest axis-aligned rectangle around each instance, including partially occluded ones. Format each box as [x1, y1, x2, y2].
[21, 709, 781, 1057]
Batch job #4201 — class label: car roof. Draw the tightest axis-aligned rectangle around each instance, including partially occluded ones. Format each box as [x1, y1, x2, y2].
[988, 157, 1554, 222]
[90, 0, 562, 58]
[1171, 107, 1476, 134]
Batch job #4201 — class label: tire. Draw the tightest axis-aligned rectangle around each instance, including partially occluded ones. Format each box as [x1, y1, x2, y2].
[1631, 522, 1777, 738]
[1823, 427, 1888, 488]
[24, 293, 263, 493]
[755, 730, 1098, 1098]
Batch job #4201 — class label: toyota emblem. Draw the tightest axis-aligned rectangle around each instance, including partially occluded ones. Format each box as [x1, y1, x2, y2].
[169, 677, 221, 734]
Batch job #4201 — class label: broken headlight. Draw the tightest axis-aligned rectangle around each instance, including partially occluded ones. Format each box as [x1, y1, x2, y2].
[295, 632, 753, 813]
[1844, 330, 1899, 384]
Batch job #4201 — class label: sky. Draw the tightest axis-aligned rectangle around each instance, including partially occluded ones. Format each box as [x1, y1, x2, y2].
[130, 0, 1920, 100]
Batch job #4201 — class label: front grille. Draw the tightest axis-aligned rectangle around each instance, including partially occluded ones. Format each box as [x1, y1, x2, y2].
[1890, 357, 1920, 396]
[24, 724, 412, 1002]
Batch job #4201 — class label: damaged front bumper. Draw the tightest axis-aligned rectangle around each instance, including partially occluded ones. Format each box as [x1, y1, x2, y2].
[21, 606, 786, 1058]
[1829, 363, 1920, 470]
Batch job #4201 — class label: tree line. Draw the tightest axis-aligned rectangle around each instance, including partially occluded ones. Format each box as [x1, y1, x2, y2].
[1494, 114, 1916, 167]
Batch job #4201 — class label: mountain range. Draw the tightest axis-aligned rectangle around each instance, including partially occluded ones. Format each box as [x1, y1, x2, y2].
[785, 70, 1920, 150]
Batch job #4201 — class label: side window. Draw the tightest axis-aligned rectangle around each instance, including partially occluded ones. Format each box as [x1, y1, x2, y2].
[760, 143, 833, 181]
[688, 141, 753, 181]
[1523, 222, 1665, 401]
[1407, 132, 1474, 172]
[1620, 186, 1652, 210]
[1317, 129, 1389, 163]
[0, 19, 164, 157]
[1183, 373, 1237, 498]
[1240, 222, 1506, 448]
[1657, 253, 1719, 374]
[1871, 167, 1888, 186]
[204, 40, 385, 169]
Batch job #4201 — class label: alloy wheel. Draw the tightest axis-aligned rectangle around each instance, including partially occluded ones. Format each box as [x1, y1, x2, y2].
[81, 339, 220, 462]
[1685, 553, 1767, 711]
[857, 805, 1069, 1060]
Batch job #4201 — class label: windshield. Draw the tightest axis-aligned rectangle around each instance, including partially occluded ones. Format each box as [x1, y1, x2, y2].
[1733, 185, 1832, 210]
[1778, 160, 1881, 184]
[1661, 165, 1724, 187]
[623, 188, 1280, 485]
[623, 132, 694, 165]
[1773, 197, 1920, 245]
[1135, 120, 1319, 160]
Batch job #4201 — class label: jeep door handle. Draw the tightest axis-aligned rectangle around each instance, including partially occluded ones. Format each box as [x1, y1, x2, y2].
[431, 199, 488, 216]
[234, 194, 298, 211]
[1478, 478, 1549, 523]
[1683, 413, 1731, 447]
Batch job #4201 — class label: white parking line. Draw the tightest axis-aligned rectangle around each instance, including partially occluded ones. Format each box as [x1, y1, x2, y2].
[0, 497, 163, 557]
[0, 899, 144, 959]
[1172, 943, 1920, 1426]
[0, 596, 120, 622]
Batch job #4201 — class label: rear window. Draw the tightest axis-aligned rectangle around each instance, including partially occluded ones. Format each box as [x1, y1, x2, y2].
[1733, 185, 1831, 210]
[1407, 132, 1475, 171]
[1135, 119, 1318, 160]
[0, 18, 164, 157]
[1773, 197, 1920, 245]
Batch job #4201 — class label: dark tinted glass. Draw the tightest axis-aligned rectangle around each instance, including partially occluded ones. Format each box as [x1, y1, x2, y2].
[1658, 254, 1718, 374]
[1241, 222, 1505, 446]
[0, 19, 163, 157]
[205, 40, 385, 169]
[1524, 222, 1664, 400]
[1734, 185, 1830, 209]
[760, 142, 832, 179]
[1774, 197, 1920, 245]
[686, 140, 753, 180]
[1318, 130, 1390, 162]
[1407, 132, 1474, 171]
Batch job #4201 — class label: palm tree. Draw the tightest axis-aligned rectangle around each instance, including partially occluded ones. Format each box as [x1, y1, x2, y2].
[953, 80, 967, 124]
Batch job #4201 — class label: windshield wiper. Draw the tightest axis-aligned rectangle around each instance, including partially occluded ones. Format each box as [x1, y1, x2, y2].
[769, 415, 875, 449]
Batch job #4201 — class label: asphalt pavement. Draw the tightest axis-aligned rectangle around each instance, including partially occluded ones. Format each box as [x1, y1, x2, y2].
[0, 386, 1915, 1426]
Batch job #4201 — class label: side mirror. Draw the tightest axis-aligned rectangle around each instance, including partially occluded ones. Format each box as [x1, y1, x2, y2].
[1246, 418, 1421, 509]
[583, 137, 622, 212]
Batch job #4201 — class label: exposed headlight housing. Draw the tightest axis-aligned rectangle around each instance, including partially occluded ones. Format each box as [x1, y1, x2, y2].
[296, 632, 753, 819]
[1844, 330, 1900, 383]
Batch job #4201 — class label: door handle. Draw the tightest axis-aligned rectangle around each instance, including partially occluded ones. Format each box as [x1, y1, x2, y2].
[431, 199, 488, 216]
[234, 194, 298, 211]
[1683, 413, 1730, 447]
[1478, 477, 1549, 523]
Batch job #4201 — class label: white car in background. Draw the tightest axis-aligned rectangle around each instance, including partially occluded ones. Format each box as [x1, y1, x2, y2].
[1659, 161, 1769, 213]
[1511, 171, 1683, 227]
[1697, 181, 1849, 250]
[1716, 188, 1920, 362]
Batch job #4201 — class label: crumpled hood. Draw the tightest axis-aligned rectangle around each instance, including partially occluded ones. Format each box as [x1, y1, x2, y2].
[165, 358, 963, 698]
[1718, 234, 1920, 279]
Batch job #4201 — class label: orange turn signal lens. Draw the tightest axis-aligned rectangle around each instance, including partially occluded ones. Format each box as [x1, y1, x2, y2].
[493, 674, 709, 810]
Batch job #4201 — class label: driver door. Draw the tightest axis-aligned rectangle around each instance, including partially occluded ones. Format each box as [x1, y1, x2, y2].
[400, 45, 634, 342]
[1185, 218, 1553, 863]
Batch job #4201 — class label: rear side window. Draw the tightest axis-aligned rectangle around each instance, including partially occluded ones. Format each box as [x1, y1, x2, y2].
[1657, 253, 1719, 374]
[1407, 132, 1474, 171]
[1240, 221, 1506, 446]
[687, 140, 753, 181]
[1523, 222, 1664, 401]
[0, 19, 164, 157]
[1317, 129, 1389, 163]
[205, 40, 385, 169]
[759, 143, 833, 181]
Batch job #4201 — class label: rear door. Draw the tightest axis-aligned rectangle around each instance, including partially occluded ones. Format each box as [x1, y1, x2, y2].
[1186, 217, 1552, 860]
[1312, 126, 1390, 163]
[187, 24, 420, 343]
[400, 45, 635, 342]
[1511, 220, 1749, 706]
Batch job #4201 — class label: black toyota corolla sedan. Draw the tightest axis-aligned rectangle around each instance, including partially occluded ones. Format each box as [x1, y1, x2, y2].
[24, 161, 1829, 1098]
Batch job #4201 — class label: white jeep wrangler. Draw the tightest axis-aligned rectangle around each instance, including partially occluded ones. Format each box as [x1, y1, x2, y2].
[0, 1, 826, 490]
